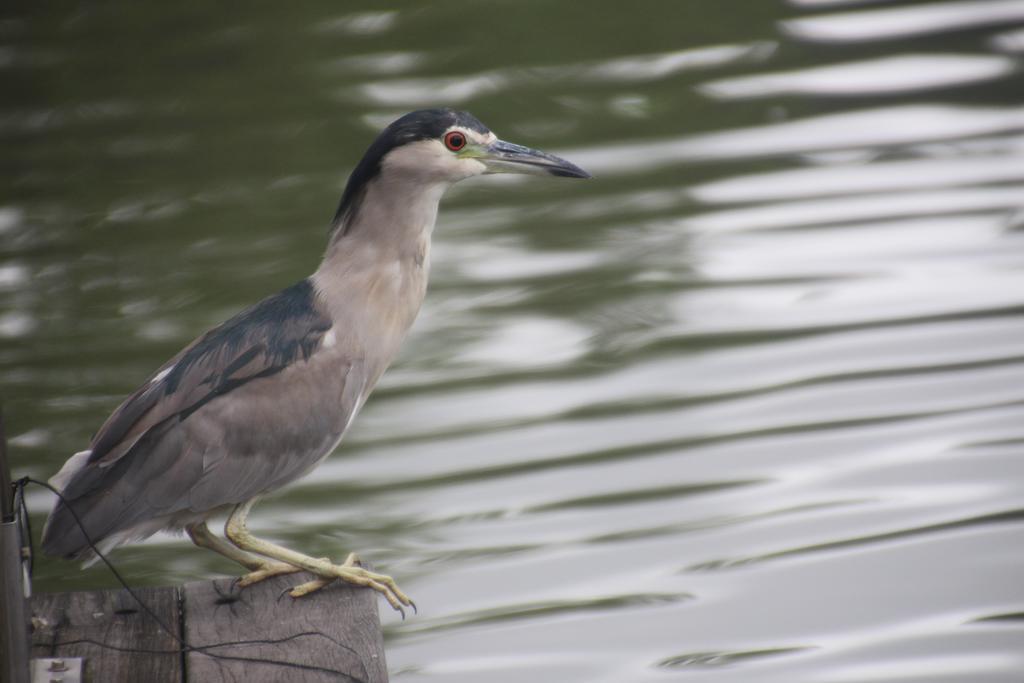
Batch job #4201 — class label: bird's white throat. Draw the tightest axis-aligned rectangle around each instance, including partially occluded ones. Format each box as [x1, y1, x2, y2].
[314, 168, 448, 377]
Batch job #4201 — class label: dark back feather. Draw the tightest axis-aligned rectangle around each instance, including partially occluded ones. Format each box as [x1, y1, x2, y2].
[43, 279, 342, 558]
[86, 278, 331, 468]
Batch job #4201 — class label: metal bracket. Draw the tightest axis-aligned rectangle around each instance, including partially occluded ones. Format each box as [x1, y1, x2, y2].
[30, 658, 83, 683]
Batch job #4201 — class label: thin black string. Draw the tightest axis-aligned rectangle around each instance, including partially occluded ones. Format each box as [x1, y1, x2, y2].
[14, 475, 32, 576]
[17, 477, 369, 683]
[52, 631, 345, 655]
[44, 634, 365, 678]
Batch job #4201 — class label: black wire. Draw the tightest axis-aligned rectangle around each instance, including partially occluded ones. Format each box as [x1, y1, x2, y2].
[48, 637, 364, 681]
[55, 630, 348, 655]
[17, 477, 370, 683]
[14, 476, 32, 576]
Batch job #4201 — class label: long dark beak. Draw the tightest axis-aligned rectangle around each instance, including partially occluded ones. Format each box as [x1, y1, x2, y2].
[480, 139, 591, 179]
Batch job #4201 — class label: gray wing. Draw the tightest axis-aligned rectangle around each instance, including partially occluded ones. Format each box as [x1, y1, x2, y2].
[42, 278, 362, 559]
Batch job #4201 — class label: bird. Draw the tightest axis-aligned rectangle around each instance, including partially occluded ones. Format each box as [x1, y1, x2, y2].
[41, 108, 590, 613]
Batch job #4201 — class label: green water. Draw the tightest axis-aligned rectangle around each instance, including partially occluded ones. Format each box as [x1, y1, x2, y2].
[4, 1, 1024, 681]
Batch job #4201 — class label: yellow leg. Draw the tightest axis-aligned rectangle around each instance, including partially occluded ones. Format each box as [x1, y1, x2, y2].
[223, 499, 414, 614]
[187, 521, 305, 583]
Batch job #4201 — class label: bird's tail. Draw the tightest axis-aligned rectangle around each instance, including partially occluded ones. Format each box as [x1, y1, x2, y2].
[40, 449, 100, 560]
[41, 424, 197, 561]
[41, 452, 135, 561]
[41, 498, 109, 563]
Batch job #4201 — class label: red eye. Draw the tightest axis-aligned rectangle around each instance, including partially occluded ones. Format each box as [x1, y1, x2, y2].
[444, 131, 466, 151]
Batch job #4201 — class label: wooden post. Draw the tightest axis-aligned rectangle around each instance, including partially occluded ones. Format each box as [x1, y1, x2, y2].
[183, 573, 388, 682]
[30, 586, 182, 682]
[1, 408, 32, 683]
[31, 572, 388, 682]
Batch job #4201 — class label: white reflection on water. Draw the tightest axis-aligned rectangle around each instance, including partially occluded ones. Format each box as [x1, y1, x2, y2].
[322, 51, 427, 77]
[359, 73, 510, 108]
[701, 214, 1019, 278]
[461, 316, 591, 369]
[0, 206, 24, 234]
[699, 54, 1015, 99]
[339, 317, 1024, 459]
[783, 0, 1024, 43]
[670, 273, 1024, 334]
[566, 105, 1024, 174]
[681, 186, 1024, 232]
[0, 262, 29, 289]
[578, 43, 776, 82]
[690, 156, 1024, 203]
[356, 43, 774, 106]
[313, 11, 398, 36]
[0, 310, 35, 337]
[452, 242, 603, 282]
[818, 652, 1022, 683]
[991, 26, 1024, 51]
[789, 0, 904, 6]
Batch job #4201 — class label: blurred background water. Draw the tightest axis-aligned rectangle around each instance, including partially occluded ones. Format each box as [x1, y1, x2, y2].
[3, 0, 1024, 681]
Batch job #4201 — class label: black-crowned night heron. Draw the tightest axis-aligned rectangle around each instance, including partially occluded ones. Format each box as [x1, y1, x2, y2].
[41, 109, 589, 612]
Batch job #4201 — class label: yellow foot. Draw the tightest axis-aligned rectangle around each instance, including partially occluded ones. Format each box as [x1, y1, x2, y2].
[287, 553, 416, 616]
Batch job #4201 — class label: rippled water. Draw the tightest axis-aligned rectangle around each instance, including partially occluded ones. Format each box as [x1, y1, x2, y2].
[4, 1, 1024, 681]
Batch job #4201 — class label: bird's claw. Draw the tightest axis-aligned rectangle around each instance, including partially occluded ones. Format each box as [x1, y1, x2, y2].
[283, 555, 416, 617]
[233, 550, 415, 616]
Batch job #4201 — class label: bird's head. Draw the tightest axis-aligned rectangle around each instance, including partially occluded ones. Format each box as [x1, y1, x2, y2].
[332, 108, 589, 229]
[372, 108, 591, 182]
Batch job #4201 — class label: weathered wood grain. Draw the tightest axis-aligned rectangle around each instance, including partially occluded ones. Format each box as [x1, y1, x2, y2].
[182, 572, 387, 683]
[30, 586, 182, 683]
[26, 571, 387, 682]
